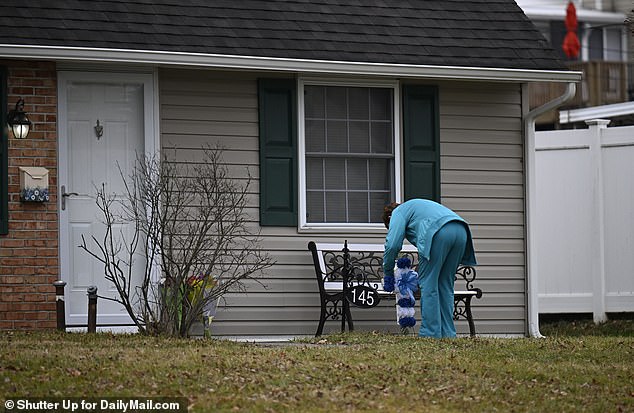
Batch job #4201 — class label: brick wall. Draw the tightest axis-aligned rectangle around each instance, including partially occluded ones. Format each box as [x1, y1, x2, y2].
[0, 60, 58, 330]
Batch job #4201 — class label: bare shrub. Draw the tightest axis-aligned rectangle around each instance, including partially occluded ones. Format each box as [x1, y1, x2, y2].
[80, 146, 274, 337]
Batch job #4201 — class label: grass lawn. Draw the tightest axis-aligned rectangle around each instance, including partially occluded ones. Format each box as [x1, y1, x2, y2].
[1, 319, 633, 412]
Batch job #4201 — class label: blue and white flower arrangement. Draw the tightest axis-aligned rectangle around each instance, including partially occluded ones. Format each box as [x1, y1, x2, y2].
[384, 257, 419, 331]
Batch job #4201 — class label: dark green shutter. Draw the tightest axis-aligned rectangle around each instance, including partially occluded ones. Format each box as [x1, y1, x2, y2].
[402, 85, 440, 202]
[0, 66, 7, 235]
[258, 78, 297, 226]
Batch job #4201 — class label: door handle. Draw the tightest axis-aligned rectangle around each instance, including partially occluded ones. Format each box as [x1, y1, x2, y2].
[61, 185, 79, 211]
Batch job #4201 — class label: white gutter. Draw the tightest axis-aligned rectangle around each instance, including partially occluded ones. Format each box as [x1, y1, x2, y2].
[560, 101, 634, 124]
[0, 44, 582, 83]
[520, 6, 626, 23]
[524, 82, 577, 338]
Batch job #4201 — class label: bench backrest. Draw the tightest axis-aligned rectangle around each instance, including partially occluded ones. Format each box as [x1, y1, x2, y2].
[309, 242, 416, 253]
[308, 241, 417, 292]
[308, 241, 480, 296]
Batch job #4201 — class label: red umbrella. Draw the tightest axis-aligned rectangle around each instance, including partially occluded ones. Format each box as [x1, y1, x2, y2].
[562, 1, 580, 59]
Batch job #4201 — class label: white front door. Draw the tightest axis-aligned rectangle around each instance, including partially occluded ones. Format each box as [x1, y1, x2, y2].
[59, 72, 156, 328]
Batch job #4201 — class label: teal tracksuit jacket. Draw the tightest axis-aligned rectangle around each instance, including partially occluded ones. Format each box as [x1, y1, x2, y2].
[383, 199, 477, 277]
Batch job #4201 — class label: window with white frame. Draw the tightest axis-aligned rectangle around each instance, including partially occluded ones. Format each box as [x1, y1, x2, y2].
[300, 81, 399, 227]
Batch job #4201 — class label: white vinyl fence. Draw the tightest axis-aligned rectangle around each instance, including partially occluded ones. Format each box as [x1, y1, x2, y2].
[535, 119, 634, 322]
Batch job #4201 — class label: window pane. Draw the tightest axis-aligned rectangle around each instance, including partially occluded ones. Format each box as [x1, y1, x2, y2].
[369, 159, 391, 190]
[324, 158, 345, 189]
[589, 29, 603, 60]
[306, 191, 324, 223]
[306, 119, 325, 152]
[325, 191, 346, 222]
[326, 120, 348, 152]
[348, 87, 369, 120]
[326, 87, 347, 118]
[371, 122, 392, 154]
[302, 84, 396, 225]
[370, 192, 391, 223]
[347, 159, 368, 190]
[370, 88, 392, 121]
[348, 192, 369, 222]
[305, 86, 325, 118]
[349, 121, 369, 153]
[306, 158, 324, 190]
[605, 29, 621, 61]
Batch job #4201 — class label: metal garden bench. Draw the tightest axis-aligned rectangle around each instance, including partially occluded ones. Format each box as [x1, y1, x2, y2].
[308, 241, 482, 337]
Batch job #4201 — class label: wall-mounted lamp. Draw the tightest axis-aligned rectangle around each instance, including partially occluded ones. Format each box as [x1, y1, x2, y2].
[7, 98, 32, 139]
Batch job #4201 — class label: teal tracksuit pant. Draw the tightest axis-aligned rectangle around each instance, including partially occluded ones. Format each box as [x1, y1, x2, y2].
[418, 221, 467, 338]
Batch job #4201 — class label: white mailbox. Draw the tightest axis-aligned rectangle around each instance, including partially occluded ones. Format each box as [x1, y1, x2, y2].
[19, 166, 50, 202]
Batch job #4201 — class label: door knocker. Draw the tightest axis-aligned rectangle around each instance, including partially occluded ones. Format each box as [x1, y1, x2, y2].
[94, 120, 104, 139]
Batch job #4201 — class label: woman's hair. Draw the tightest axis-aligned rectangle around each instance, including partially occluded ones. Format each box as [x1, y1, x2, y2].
[382, 202, 400, 229]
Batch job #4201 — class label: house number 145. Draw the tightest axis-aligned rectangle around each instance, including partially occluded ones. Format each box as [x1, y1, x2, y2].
[346, 285, 380, 308]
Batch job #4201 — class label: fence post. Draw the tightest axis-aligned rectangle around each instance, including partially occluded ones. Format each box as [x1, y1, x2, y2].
[587, 119, 610, 324]
[87, 286, 98, 333]
[53, 280, 67, 331]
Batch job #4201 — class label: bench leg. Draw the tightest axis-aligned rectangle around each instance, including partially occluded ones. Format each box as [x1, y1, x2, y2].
[345, 304, 354, 332]
[340, 300, 355, 333]
[316, 304, 327, 337]
[464, 296, 476, 337]
[316, 297, 354, 337]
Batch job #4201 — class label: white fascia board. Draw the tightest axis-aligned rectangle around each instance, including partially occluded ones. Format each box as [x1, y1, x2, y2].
[522, 6, 626, 23]
[0, 44, 582, 83]
[560, 101, 634, 123]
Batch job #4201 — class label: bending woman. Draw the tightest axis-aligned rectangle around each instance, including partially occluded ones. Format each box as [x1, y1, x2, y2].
[383, 199, 477, 338]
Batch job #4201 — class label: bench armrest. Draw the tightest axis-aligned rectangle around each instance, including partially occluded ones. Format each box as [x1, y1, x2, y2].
[455, 265, 482, 298]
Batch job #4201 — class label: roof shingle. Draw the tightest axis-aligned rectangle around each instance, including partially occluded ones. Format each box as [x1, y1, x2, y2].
[0, 0, 567, 70]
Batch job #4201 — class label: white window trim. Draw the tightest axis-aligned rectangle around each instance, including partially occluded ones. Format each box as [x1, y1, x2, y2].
[297, 77, 402, 232]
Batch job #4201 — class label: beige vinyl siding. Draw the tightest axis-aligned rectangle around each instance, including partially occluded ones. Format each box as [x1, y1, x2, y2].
[439, 81, 526, 335]
[160, 69, 527, 337]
